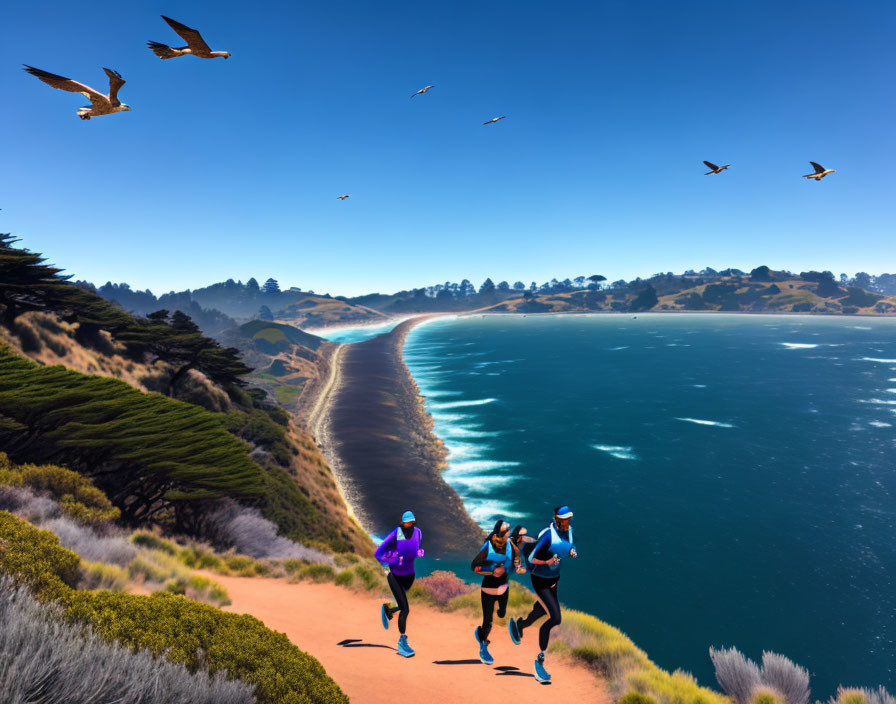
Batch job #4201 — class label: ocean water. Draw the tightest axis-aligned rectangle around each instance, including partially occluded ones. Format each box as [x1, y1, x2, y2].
[403, 313, 896, 696]
[310, 318, 405, 343]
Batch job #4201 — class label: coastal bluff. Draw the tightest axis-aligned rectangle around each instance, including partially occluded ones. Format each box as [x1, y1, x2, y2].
[322, 317, 485, 555]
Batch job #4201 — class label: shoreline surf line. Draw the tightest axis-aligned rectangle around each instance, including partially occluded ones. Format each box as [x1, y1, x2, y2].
[319, 313, 485, 555]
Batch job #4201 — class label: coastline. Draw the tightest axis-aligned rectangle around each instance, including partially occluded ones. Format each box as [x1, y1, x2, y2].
[313, 314, 485, 554]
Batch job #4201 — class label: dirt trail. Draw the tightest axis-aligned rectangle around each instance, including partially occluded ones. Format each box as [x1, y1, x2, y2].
[209, 572, 610, 703]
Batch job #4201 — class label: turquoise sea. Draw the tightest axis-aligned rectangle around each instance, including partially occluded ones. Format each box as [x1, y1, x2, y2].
[396, 314, 895, 697]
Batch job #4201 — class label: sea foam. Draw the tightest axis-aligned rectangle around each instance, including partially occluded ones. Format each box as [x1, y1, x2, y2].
[869, 421, 892, 428]
[431, 398, 497, 409]
[780, 343, 819, 349]
[676, 417, 735, 428]
[861, 358, 896, 363]
[592, 444, 639, 460]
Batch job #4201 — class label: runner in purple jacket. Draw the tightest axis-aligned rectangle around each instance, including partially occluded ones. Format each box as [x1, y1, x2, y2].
[375, 510, 424, 657]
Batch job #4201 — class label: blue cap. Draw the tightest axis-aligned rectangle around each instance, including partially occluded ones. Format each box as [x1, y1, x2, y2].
[555, 506, 573, 519]
[401, 510, 416, 523]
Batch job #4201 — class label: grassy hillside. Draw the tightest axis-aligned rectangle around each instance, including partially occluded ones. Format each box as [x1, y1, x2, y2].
[487, 276, 896, 315]
[0, 234, 371, 554]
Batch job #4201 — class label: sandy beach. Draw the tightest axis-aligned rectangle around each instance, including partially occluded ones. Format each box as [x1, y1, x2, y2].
[311, 315, 484, 553]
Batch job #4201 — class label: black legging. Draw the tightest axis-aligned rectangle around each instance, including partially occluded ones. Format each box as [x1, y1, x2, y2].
[479, 589, 509, 641]
[518, 575, 561, 651]
[386, 572, 415, 634]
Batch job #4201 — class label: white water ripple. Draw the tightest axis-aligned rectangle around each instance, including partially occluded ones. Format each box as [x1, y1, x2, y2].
[431, 398, 497, 409]
[676, 417, 736, 428]
[592, 444, 639, 460]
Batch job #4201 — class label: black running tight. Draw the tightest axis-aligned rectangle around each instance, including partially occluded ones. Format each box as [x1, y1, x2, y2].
[479, 589, 509, 641]
[518, 575, 561, 651]
[387, 572, 415, 634]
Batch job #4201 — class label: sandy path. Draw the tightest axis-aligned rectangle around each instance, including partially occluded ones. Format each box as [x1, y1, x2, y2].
[210, 573, 610, 703]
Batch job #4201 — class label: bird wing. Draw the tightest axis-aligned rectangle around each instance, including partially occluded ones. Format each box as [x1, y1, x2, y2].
[103, 68, 125, 105]
[162, 15, 212, 53]
[810, 161, 825, 173]
[23, 65, 107, 106]
[703, 161, 718, 170]
[147, 41, 179, 59]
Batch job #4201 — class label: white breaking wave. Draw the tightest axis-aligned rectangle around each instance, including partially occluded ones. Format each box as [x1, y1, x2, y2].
[780, 343, 819, 349]
[852, 326, 873, 330]
[443, 426, 504, 438]
[465, 499, 525, 525]
[447, 460, 522, 473]
[676, 417, 736, 428]
[592, 444, 639, 460]
[861, 357, 896, 363]
[869, 421, 892, 428]
[859, 399, 896, 405]
[693, 384, 707, 388]
[431, 398, 497, 409]
[422, 389, 464, 398]
[607, 346, 629, 351]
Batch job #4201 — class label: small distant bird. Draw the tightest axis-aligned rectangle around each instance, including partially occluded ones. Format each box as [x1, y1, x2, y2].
[703, 160, 730, 175]
[148, 16, 231, 60]
[483, 116, 506, 125]
[23, 65, 131, 120]
[802, 161, 836, 181]
[411, 85, 434, 98]
[337, 194, 350, 200]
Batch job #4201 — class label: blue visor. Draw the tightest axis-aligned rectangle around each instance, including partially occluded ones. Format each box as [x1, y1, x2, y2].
[401, 510, 416, 523]
[555, 506, 573, 519]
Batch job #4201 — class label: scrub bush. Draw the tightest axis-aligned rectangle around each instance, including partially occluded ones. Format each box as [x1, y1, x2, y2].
[60, 589, 348, 704]
[0, 576, 257, 704]
[619, 691, 659, 704]
[830, 691, 867, 704]
[78, 561, 128, 591]
[414, 569, 474, 607]
[293, 563, 335, 583]
[0, 510, 79, 598]
[334, 569, 354, 587]
[710, 647, 810, 704]
[352, 564, 380, 590]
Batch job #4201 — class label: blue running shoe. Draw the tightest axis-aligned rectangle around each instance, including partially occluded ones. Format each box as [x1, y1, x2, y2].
[534, 652, 551, 683]
[397, 634, 415, 658]
[479, 639, 494, 665]
[508, 618, 521, 645]
[381, 603, 390, 630]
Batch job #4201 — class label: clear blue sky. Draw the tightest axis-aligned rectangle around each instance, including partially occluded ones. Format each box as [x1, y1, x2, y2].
[2, 1, 894, 296]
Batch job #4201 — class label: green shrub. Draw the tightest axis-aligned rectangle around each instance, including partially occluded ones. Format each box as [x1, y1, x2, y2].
[752, 687, 786, 704]
[223, 554, 258, 576]
[79, 561, 128, 591]
[333, 569, 353, 587]
[283, 558, 307, 575]
[333, 553, 359, 568]
[60, 590, 348, 703]
[179, 546, 224, 571]
[0, 454, 119, 525]
[130, 531, 178, 555]
[0, 510, 79, 598]
[295, 564, 335, 583]
[835, 690, 868, 704]
[353, 564, 380, 590]
[619, 691, 659, 704]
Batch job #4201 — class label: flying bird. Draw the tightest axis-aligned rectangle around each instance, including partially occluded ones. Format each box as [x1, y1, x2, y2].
[703, 160, 730, 175]
[148, 16, 231, 60]
[411, 85, 434, 98]
[802, 161, 836, 181]
[337, 194, 350, 200]
[23, 65, 131, 120]
[483, 116, 506, 125]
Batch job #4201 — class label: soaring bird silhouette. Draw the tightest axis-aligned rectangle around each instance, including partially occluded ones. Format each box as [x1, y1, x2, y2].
[411, 85, 434, 98]
[337, 194, 350, 200]
[703, 160, 730, 175]
[23, 66, 131, 120]
[148, 16, 231, 60]
[802, 162, 836, 181]
[483, 116, 506, 125]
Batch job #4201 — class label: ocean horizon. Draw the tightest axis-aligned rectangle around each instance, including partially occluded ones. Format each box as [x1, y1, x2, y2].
[392, 313, 896, 697]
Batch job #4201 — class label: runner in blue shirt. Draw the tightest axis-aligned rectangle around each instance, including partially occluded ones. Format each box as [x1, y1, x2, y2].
[507, 506, 577, 683]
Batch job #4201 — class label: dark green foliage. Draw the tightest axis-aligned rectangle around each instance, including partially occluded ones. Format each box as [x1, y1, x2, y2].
[0, 345, 263, 532]
[0, 511, 79, 599]
[702, 283, 738, 305]
[61, 590, 348, 703]
[239, 320, 323, 352]
[630, 285, 659, 311]
[800, 271, 843, 298]
[839, 287, 883, 308]
[792, 302, 812, 312]
[0, 233, 71, 326]
[674, 292, 708, 310]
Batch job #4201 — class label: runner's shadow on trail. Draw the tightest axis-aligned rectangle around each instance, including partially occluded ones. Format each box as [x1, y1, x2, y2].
[432, 659, 482, 665]
[337, 638, 396, 651]
[494, 666, 549, 684]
